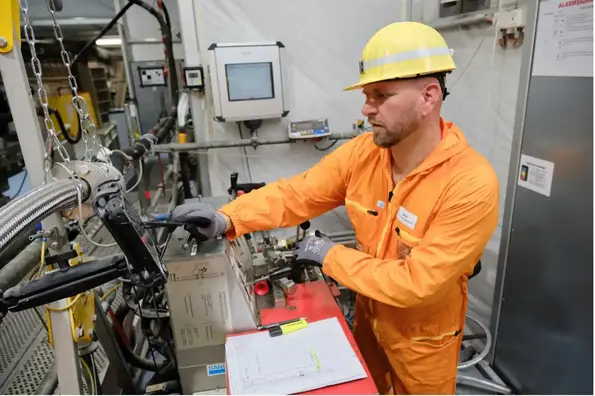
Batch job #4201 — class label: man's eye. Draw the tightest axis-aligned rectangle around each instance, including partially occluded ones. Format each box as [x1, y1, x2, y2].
[365, 93, 391, 102]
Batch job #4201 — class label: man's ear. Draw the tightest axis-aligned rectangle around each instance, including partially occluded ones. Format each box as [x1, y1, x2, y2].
[420, 79, 442, 116]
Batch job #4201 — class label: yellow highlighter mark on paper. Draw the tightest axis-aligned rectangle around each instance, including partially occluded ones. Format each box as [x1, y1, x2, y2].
[311, 347, 321, 372]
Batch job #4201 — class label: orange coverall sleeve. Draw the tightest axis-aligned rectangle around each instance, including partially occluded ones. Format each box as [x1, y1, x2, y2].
[218, 139, 356, 239]
[323, 174, 499, 308]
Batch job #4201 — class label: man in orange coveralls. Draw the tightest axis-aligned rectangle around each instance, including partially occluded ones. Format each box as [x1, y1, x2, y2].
[172, 21, 499, 395]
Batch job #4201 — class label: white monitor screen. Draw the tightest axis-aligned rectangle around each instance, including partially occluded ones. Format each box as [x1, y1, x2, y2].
[226, 62, 274, 102]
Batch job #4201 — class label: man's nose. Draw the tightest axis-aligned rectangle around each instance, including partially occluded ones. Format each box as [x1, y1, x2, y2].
[361, 102, 378, 117]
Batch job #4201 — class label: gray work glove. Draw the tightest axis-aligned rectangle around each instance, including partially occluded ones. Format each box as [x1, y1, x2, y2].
[294, 231, 336, 268]
[171, 202, 228, 239]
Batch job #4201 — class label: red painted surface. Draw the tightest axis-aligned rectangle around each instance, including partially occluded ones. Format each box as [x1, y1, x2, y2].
[226, 280, 378, 395]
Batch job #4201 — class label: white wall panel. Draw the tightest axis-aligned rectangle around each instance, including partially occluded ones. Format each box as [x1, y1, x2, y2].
[198, 0, 523, 252]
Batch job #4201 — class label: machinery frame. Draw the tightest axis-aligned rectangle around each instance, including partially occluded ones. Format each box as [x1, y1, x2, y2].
[0, 3, 83, 393]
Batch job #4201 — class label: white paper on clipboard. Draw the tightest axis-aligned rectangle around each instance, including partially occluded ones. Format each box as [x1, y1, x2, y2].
[532, 0, 593, 77]
[225, 317, 367, 395]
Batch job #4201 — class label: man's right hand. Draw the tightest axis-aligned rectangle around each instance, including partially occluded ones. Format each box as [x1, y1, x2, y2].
[171, 202, 230, 239]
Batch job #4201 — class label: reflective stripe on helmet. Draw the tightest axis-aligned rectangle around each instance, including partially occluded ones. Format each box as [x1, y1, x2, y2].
[361, 47, 454, 74]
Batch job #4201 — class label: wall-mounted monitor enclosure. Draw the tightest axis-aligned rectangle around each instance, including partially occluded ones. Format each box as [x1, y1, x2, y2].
[208, 42, 289, 122]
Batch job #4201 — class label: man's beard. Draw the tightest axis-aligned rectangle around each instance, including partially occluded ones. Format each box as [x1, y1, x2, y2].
[371, 111, 419, 148]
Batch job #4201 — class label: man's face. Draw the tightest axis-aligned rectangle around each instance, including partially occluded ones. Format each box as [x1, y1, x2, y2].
[361, 79, 425, 148]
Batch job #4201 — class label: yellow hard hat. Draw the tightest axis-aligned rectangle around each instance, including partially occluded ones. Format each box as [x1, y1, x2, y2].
[344, 21, 456, 91]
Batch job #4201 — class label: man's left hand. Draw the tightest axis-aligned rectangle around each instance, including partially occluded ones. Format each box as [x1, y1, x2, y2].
[294, 232, 336, 267]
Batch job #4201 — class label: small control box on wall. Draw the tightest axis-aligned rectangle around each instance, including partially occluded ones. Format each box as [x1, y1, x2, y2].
[138, 66, 167, 87]
[183, 66, 205, 91]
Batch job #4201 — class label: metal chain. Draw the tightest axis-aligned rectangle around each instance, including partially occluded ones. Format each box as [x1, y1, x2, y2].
[19, 0, 72, 182]
[46, 0, 101, 162]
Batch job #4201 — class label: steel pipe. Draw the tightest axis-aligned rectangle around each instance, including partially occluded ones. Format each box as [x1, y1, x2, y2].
[458, 314, 492, 370]
[326, 230, 355, 238]
[457, 374, 511, 394]
[148, 166, 174, 212]
[151, 133, 359, 153]
[0, 179, 89, 259]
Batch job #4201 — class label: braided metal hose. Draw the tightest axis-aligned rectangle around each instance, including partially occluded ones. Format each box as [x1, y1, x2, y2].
[0, 179, 89, 256]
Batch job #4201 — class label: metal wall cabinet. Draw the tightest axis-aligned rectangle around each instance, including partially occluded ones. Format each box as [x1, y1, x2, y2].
[490, 1, 593, 394]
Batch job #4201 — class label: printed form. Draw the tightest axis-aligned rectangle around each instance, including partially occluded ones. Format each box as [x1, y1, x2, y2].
[225, 317, 368, 394]
[532, 0, 593, 77]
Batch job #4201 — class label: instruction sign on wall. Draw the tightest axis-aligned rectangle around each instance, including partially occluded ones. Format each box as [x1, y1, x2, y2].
[517, 154, 555, 197]
[532, 0, 593, 77]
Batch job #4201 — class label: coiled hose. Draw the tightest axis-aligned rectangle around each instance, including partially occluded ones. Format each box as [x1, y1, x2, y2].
[0, 179, 89, 260]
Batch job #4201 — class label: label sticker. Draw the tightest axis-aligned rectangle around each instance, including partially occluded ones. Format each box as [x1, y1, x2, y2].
[517, 154, 555, 197]
[396, 206, 418, 230]
[206, 363, 226, 376]
[376, 200, 385, 209]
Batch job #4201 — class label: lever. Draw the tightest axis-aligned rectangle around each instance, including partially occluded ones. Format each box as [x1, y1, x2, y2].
[247, 266, 293, 286]
[227, 172, 266, 196]
[0, 254, 128, 317]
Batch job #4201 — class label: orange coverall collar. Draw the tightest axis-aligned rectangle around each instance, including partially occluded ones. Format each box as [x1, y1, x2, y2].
[380, 118, 469, 181]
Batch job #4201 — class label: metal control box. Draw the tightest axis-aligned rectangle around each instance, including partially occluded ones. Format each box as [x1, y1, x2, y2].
[208, 42, 289, 122]
[163, 204, 259, 393]
[138, 66, 166, 87]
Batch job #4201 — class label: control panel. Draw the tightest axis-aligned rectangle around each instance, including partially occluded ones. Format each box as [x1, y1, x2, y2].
[288, 118, 330, 139]
[138, 66, 166, 87]
[183, 66, 205, 91]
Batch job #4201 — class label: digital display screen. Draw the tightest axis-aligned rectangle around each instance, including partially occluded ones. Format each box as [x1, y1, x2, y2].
[225, 62, 274, 102]
[290, 119, 328, 133]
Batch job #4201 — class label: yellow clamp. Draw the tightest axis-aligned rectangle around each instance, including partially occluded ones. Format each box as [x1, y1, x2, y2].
[0, 0, 21, 54]
[46, 243, 97, 347]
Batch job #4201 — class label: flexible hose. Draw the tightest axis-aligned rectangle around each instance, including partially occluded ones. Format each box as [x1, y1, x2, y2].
[0, 241, 42, 287]
[113, 300, 168, 371]
[0, 179, 89, 257]
[128, 0, 179, 108]
[70, 1, 135, 66]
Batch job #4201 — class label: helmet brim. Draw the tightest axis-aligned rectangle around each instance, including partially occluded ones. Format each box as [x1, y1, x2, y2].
[343, 82, 364, 91]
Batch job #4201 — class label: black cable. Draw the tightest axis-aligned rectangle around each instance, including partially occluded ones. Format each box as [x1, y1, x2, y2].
[159, 1, 173, 37]
[10, 170, 27, 199]
[152, 286, 178, 370]
[112, 302, 168, 371]
[128, 0, 179, 109]
[47, 107, 81, 144]
[449, 25, 494, 91]
[142, 298, 160, 371]
[314, 139, 339, 151]
[70, 1, 135, 66]
[128, 279, 160, 371]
